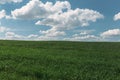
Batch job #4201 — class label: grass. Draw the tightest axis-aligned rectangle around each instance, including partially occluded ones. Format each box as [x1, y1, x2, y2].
[0, 40, 120, 80]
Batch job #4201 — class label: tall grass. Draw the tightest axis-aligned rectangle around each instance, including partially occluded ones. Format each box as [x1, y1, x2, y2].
[0, 40, 120, 80]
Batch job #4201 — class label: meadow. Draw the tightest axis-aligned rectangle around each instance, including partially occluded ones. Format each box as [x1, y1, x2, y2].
[0, 40, 120, 80]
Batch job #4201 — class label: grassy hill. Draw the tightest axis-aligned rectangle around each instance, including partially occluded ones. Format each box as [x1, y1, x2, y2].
[0, 40, 120, 80]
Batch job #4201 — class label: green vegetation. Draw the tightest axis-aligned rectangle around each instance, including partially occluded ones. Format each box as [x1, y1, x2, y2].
[0, 40, 120, 80]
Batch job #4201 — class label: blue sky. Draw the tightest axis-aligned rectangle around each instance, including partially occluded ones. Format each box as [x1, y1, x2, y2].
[0, 0, 120, 41]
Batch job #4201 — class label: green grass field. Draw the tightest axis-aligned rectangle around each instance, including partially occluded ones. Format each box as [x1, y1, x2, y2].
[0, 40, 120, 80]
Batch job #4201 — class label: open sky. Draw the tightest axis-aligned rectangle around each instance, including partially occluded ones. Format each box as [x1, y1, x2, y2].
[0, 0, 120, 41]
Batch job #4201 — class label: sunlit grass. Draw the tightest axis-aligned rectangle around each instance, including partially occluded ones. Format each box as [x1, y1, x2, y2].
[0, 40, 120, 80]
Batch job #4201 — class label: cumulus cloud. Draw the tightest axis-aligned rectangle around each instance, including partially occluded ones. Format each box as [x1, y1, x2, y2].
[0, 10, 6, 19]
[11, 0, 103, 28]
[0, 0, 22, 4]
[64, 34, 98, 41]
[63, 29, 99, 41]
[28, 34, 38, 39]
[8, 0, 104, 41]
[79, 30, 95, 35]
[11, 0, 71, 19]
[37, 36, 59, 40]
[4, 32, 39, 40]
[39, 28, 66, 37]
[114, 13, 120, 21]
[36, 8, 103, 29]
[72, 30, 95, 35]
[100, 29, 120, 38]
[0, 26, 10, 33]
[4, 31, 58, 40]
[3, 31, 98, 41]
[35, 1, 103, 38]
[1, 29, 98, 41]
[5, 32, 24, 40]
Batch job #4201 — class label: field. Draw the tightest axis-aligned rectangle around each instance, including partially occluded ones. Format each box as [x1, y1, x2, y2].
[0, 40, 120, 80]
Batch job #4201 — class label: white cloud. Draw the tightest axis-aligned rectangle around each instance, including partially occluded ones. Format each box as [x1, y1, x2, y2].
[4, 32, 39, 40]
[0, 10, 6, 19]
[64, 34, 98, 41]
[11, 0, 71, 19]
[8, 0, 104, 41]
[100, 29, 120, 38]
[37, 36, 59, 41]
[4, 31, 59, 40]
[114, 13, 120, 21]
[5, 32, 24, 40]
[28, 34, 38, 39]
[0, 26, 10, 33]
[0, 0, 22, 4]
[35, 8, 103, 38]
[75, 30, 95, 35]
[11, 0, 103, 28]
[36, 8, 103, 29]
[40, 28, 66, 37]
[6, 28, 66, 40]
[1, 29, 98, 41]
[5, 32, 37, 40]
[63, 29, 99, 41]
[2, 31, 99, 41]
